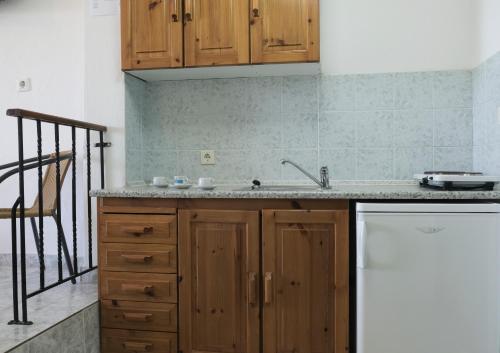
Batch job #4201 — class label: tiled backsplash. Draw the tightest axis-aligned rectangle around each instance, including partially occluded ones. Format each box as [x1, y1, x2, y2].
[126, 69, 473, 183]
[473, 51, 500, 174]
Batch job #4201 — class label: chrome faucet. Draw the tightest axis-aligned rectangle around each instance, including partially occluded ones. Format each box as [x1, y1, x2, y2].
[280, 159, 331, 189]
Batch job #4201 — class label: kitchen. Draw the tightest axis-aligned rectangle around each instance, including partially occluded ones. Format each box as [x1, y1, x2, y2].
[0, 0, 500, 352]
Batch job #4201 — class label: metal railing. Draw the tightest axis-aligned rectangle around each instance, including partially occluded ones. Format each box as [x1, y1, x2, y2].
[1, 109, 108, 325]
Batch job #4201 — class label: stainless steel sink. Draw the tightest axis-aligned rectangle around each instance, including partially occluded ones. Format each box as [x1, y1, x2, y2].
[233, 185, 323, 192]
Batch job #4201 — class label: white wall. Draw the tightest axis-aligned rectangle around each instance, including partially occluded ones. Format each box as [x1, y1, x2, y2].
[0, 0, 85, 255]
[477, 0, 500, 64]
[321, 0, 477, 74]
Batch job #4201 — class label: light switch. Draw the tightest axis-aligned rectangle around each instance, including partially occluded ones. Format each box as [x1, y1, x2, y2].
[201, 150, 215, 165]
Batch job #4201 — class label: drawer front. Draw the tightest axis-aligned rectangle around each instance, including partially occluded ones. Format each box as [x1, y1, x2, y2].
[100, 243, 177, 273]
[100, 214, 177, 244]
[102, 328, 177, 353]
[101, 300, 177, 332]
[100, 272, 177, 303]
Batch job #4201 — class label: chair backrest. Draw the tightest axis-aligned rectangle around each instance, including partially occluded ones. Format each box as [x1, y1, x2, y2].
[31, 151, 72, 213]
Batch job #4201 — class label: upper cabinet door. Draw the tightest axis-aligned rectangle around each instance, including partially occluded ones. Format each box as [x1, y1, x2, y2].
[121, 0, 183, 70]
[262, 210, 349, 353]
[184, 0, 250, 67]
[250, 0, 319, 63]
[179, 209, 260, 353]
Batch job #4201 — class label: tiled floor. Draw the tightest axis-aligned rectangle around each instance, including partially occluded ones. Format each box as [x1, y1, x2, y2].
[0, 264, 97, 352]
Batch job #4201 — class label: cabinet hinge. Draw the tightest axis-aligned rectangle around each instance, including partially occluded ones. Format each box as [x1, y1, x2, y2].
[178, 275, 183, 283]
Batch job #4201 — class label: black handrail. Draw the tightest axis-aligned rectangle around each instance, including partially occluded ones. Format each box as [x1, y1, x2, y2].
[4, 109, 108, 325]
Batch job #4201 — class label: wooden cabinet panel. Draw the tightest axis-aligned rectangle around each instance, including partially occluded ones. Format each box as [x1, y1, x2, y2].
[262, 210, 349, 353]
[100, 214, 177, 244]
[184, 0, 250, 67]
[100, 272, 177, 303]
[121, 0, 183, 69]
[101, 300, 177, 332]
[100, 243, 177, 273]
[250, 0, 319, 63]
[179, 209, 260, 353]
[102, 328, 177, 353]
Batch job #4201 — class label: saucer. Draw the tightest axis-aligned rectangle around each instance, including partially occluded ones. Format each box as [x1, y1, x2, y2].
[197, 185, 216, 190]
[174, 184, 192, 189]
[153, 183, 169, 188]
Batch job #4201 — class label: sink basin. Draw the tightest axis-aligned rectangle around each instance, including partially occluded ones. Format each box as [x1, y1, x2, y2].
[233, 185, 323, 192]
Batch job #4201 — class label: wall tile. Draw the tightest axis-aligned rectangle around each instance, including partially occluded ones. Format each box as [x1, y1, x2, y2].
[393, 110, 433, 147]
[356, 148, 393, 180]
[355, 74, 395, 110]
[142, 113, 176, 150]
[434, 109, 473, 147]
[126, 149, 143, 183]
[282, 76, 318, 113]
[319, 112, 356, 148]
[394, 72, 433, 109]
[282, 112, 318, 149]
[433, 71, 472, 109]
[319, 75, 356, 111]
[394, 147, 433, 180]
[319, 149, 356, 180]
[434, 147, 473, 171]
[356, 111, 393, 147]
[484, 53, 500, 103]
[142, 150, 176, 182]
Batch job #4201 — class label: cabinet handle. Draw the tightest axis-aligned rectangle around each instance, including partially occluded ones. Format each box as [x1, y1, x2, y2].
[184, 0, 193, 22]
[123, 341, 153, 352]
[121, 254, 153, 263]
[122, 312, 153, 322]
[264, 273, 273, 304]
[121, 283, 155, 296]
[252, 8, 260, 17]
[172, 0, 179, 22]
[248, 272, 257, 305]
[357, 221, 367, 269]
[122, 226, 154, 237]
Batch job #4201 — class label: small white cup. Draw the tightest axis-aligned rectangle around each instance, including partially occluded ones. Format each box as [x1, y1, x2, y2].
[152, 176, 169, 187]
[174, 176, 189, 185]
[198, 177, 215, 188]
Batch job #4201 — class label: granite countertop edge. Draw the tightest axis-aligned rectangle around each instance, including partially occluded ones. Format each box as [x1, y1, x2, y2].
[89, 183, 500, 200]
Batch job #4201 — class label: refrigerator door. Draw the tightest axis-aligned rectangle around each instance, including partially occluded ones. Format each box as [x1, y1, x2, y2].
[357, 211, 500, 353]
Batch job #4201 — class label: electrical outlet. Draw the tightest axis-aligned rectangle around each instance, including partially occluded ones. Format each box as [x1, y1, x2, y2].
[201, 150, 215, 165]
[17, 78, 31, 92]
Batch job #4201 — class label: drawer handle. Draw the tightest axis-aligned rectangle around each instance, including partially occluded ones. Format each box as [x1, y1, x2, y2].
[121, 254, 154, 263]
[121, 283, 155, 296]
[122, 312, 153, 322]
[122, 226, 154, 237]
[123, 341, 153, 352]
[264, 272, 273, 304]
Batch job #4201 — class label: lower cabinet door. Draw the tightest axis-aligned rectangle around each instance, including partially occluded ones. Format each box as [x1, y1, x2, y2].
[179, 209, 260, 353]
[262, 210, 350, 353]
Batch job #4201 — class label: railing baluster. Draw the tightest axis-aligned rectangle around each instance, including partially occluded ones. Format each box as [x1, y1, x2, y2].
[71, 127, 78, 274]
[99, 131, 105, 189]
[8, 198, 20, 325]
[54, 123, 62, 282]
[86, 129, 93, 268]
[36, 120, 45, 289]
[17, 117, 31, 324]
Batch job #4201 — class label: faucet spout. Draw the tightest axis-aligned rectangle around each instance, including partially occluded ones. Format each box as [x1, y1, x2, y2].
[280, 159, 331, 189]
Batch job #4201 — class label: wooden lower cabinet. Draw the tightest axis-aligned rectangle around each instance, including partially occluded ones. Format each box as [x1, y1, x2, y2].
[262, 210, 350, 353]
[178, 209, 260, 353]
[102, 328, 177, 353]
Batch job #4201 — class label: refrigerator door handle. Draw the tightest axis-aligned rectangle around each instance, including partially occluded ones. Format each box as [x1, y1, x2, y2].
[357, 220, 367, 269]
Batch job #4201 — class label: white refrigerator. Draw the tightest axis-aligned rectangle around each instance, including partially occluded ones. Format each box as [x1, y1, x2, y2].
[356, 203, 500, 353]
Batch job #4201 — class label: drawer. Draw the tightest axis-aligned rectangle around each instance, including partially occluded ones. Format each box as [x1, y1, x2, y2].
[101, 300, 177, 332]
[100, 214, 177, 244]
[100, 243, 177, 273]
[100, 272, 177, 303]
[102, 328, 177, 353]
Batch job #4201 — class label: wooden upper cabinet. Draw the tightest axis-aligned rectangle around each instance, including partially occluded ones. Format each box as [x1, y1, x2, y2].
[250, 0, 319, 63]
[121, 0, 183, 69]
[179, 209, 260, 353]
[184, 0, 250, 67]
[262, 210, 349, 353]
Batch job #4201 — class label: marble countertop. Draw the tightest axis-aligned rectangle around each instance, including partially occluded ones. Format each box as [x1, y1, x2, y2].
[90, 182, 500, 200]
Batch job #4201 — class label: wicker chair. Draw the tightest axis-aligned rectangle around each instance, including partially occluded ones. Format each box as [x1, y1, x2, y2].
[0, 151, 76, 282]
